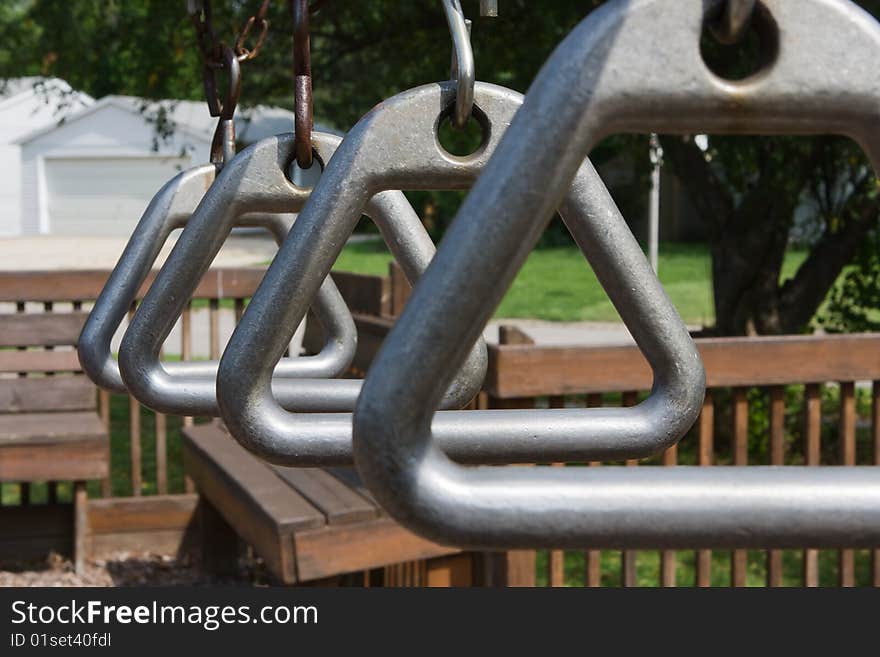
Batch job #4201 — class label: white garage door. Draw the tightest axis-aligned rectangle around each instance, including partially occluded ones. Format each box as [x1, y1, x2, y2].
[45, 156, 190, 235]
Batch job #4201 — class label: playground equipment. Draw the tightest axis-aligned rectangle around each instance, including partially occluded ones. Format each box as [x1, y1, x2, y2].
[78, 0, 880, 554]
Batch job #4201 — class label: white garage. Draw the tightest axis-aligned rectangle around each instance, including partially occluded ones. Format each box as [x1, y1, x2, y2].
[43, 155, 190, 236]
[17, 96, 211, 236]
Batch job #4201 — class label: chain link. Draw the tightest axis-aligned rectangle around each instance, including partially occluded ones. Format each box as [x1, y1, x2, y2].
[234, 0, 271, 62]
[188, 0, 273, 66]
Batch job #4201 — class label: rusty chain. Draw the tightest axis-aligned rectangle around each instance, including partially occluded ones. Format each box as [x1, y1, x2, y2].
[292, 0, 314, 169]
[189, 0, 328, 168]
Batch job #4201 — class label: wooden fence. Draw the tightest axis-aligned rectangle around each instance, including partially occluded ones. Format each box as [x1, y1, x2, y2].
[483, 331, 880, 588]
[308, 264, 880, 587]
[2, 264, 879, 587]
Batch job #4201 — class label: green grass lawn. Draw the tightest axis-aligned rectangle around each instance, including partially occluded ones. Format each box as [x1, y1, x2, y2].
[334, 240, 808, 325]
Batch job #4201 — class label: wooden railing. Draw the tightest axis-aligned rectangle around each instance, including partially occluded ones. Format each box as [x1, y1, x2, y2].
[308, 266, 880, 587]
[482, 331, 880, 588]
[0, 268, 268, 502]
[3, 265, 879, 587]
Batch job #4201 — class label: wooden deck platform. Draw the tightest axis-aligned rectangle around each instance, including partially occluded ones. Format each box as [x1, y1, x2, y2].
[183, 422, 469, 585]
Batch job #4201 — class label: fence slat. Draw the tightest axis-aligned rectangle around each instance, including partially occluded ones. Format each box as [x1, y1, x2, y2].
[181, 301, 196, 495]
[584, 393, 603, 587]
[839, 381, 856, 587]
[128, 304, 142, 498]
[767, 386, 785, 587]
[547, 395, 566, 587]
[621, 391, 639, 587]
[697, 390, 715, 588]
[873, 381, 880, 587]
[209, 298, 220, 359]
[99, 389, 112, 498]
[156, 348, 168, 496]
[803, 383, 821, 587]
[730, 387, 748, 587]
[660, 439, 678, 587]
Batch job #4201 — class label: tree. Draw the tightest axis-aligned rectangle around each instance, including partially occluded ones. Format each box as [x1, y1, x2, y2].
[2, 0, 878, 336]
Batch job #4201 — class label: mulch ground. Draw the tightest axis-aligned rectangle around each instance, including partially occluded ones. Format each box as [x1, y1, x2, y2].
[0, 552, 270, 587]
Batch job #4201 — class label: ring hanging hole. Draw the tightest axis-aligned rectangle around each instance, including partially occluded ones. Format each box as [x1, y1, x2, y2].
[700, 2, 778, 82]
[288, 150, 323, 188]
[436, 104, 489, 158]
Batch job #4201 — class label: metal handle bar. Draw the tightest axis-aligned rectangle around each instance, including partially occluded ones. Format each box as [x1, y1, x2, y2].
[441, 0, 475, 128]
[215, 81, 702, 466]
[78, 163, 356, 393]
[119, 130, 487, 417]
[352, 0, 880, 549]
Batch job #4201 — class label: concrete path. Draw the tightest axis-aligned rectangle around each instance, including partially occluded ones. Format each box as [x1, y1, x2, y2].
[0, 233, 278, 271]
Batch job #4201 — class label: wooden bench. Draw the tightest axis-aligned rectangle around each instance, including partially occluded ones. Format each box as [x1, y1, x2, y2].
[183, 422, 478, 586]
[0, 311, 109, 573]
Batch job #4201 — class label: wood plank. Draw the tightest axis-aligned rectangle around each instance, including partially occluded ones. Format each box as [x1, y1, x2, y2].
[330, 270, 390, 317]
[209, 299, 220, 359]
[839, 381, 856, 587]
[294, 518, 461, 582]
[0, 270, 111, 302]
[0, 411, 106, 444]
[351, 314, 394, 374]
[803, 383, 821, 587]
[425, 554, 474, 587]
[547, 395, 566, 587]
[697, 390, 714, 588]
[388, 261, 411, 317]
[183, 423, 324, 583]
[156, 412, 167, 495]
[730, 388, 748, 587]
[660, 436, 678, 587]
[0, 376, 96, 413]
[73, 481, 87, 574]
[271, 466, 378, 525]
[99, 389, 111, 498]
[305, 313, 394, 375]
[0, 439, 108, 481]
[767, 386, 785, 587]
[0, 268, 266, 304]
[87, 494, 198, 535]
[0, 350, 81, 373]
[0, 313, 88, 347]
[129, 397, 142, 497]
[621, 391, 638, 587]
[873, 381, 880, 588]
[86, 494, 199, 559]
[325, 466, 384, 514]
[486, 333, 880, 398]
[584, 393, 603, 587]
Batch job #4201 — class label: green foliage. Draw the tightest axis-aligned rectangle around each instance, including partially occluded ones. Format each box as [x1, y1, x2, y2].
[821, 229, 880, 333]
[334, 239, 817, 325]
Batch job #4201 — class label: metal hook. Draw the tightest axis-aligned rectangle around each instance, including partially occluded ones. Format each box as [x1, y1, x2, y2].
[204, 44, 241, 166]
[441, 0, 475, 128]
[292, 0, 314, 169]
[352, 0, 880, 549]
[709, 0, 757, 45]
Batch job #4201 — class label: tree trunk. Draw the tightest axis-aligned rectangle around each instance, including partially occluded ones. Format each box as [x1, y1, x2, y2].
[658, 135, 872, 337]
